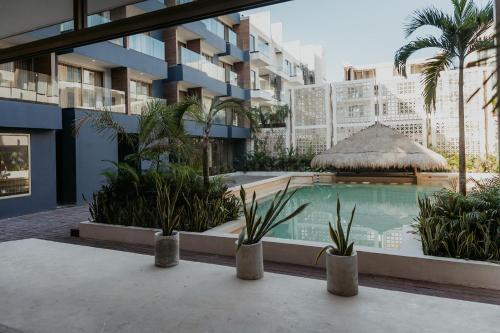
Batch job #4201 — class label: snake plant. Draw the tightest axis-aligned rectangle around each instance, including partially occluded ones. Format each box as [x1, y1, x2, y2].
[316, 198, 356, 262]
[237, 179, 309, 250]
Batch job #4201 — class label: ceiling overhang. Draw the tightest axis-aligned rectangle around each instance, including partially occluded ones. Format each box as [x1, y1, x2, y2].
[0, 0, 290, 64]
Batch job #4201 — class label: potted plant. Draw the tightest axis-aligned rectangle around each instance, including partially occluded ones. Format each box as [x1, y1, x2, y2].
[316, 198, 358, 296]
[154, 178, 182, 268]
[236, 179, 309, 280]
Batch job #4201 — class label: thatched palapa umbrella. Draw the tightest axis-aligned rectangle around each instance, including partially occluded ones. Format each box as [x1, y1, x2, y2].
[311, 123, 448, 171]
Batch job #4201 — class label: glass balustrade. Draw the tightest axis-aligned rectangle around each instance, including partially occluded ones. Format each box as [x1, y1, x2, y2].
[60, 14, 123, 46]
[0, 68, 58, 104]
[128, 34, 165, 60]
[180, 47, 225, 82]
[228, 29, 237, 46]
[201, 18, 225, 39]
[59, 81, 125, 113]
[256, 40, 271, 57]
[227, 70, 238, 86]
[130, 95, 166, 115]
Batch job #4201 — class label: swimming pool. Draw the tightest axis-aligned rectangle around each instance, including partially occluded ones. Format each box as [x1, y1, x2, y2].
[256, 184, 441, 249]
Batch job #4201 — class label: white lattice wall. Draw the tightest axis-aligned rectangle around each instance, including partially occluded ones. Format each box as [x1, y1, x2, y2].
[290, 84, 332, 155]
[430, 67, 494, 157]
[268, 65, 496, 158]
[255, 127, 288, 157]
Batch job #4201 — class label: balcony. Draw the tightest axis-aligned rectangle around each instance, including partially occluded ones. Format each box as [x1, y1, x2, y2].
[59, 81, 126, 113]
[0, 68, 58, 104]
[228, 29, 238, 46]
[130, 95, 167, 115]
[181, 47, 225, 82]
[201, 18, 225, 39]
[250, 41, 273, 67]
[60, 14, 123, 46]
[251, 89, 274, 101]
[128, 34, 165, 60]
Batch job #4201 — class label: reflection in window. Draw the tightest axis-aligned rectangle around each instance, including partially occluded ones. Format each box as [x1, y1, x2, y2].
[0, 134, 30, 198]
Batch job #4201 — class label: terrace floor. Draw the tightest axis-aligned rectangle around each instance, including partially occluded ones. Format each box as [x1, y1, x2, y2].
[1, 205, 500, 308]
[1, 238, 499, 333]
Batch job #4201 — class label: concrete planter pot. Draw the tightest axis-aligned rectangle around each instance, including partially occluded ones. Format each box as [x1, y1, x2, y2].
[326, 250, 358, 296]
[236, 241, 264, 280]
[154, 231, 179, 268]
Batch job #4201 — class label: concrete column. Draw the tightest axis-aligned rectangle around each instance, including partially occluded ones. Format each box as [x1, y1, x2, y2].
[164, 28, 178, 65]
[110, 7, 128, 48]
[111, 67, 130, 114]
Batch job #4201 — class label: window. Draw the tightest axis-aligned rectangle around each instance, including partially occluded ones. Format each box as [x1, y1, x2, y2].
[0, 134, 30, 198]
[249, 34, 256, 52]
[251, 70, 257, 89]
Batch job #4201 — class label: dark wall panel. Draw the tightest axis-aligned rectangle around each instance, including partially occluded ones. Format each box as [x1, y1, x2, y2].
[0, 128, 57, 218]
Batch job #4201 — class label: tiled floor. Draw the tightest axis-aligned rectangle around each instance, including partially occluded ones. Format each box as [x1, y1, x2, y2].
[1, 205, 500, 306]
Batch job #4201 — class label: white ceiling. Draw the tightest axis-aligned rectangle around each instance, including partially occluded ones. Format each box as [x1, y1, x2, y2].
[0, 0, 142, 40]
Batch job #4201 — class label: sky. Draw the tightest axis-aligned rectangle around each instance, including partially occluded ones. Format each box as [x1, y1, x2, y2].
[244, 0, 492, 81]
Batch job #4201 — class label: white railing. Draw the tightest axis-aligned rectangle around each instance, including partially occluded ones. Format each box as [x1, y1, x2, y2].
[0, 69, 58, 104]
[130, 95, 167, 115]
[128, 34, 165, 60]
[59, 81, 126, 113]
[180, 47, 225, 82]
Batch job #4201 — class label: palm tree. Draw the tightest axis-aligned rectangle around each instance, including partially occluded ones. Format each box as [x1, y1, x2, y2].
[75, 100, 195, 170]
[395, 0, 494, 195]
[179, 96, 252, 188]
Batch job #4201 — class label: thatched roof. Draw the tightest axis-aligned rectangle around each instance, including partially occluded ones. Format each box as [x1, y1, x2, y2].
[311, 123, 448, 171]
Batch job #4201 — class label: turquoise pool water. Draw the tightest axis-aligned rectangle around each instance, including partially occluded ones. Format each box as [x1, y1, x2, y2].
[256, 184, 440, 249]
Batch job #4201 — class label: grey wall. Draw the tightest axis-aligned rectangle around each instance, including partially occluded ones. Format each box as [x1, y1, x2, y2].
[60, 109, 139, 205]
[0, 128, 57, 218]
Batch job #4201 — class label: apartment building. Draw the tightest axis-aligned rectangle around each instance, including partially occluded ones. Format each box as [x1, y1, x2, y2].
[246, 11, 327, 154]
[0, 1, 324, 218]
[286, 60, 497, 159]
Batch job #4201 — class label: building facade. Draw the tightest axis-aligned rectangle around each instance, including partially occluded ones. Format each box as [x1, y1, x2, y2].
[0, 2, 322, 218]
[286, 60, 498, 159]
[246, 11, 327, 155]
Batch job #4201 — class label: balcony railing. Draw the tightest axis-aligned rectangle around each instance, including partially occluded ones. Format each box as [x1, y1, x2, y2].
[228, 29, 238, 46]
[128, 34, 165, 60]
[201, 18, 225, 39]
[180, 47, 225, 82]
[256, 40, 271, 57]
[0, 69, 58, 104]
[227, 70, 238, 86]
[130, 95, 167, 115]
[60, 14, 123, 46]
[59, 81, 126, 113]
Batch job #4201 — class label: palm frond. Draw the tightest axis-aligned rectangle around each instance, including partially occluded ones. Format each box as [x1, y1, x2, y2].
[421, 52, 454, 111]
[395, 37, 447, 77]
[404, 6, 454, 38]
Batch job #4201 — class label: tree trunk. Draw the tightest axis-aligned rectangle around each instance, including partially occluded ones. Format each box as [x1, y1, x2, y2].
[458, 58, 467, 195]
[202, 132, 210, 189]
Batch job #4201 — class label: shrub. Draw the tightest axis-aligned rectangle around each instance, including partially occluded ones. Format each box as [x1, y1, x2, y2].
[88, 163, 240, 232]
[414, 176, 500, 261]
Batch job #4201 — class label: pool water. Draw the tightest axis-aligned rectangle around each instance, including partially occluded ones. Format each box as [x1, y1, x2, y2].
[257, 184, 440, 249]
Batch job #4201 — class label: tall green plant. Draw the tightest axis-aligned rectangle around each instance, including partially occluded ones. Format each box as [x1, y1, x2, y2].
[237, 179, 309, 250]
[395, 0, 494, 195]
[155, 176, 183, 236]
[414, 176, 500, 261]
[74, 100, 195, 170]
[316, 198, 356, 262]
[178, 96, 253, 188]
